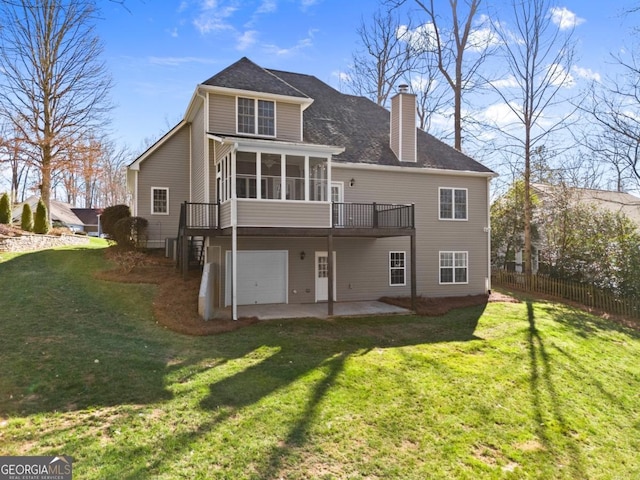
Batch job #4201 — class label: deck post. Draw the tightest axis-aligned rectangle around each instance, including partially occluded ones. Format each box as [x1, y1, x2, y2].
[328, 233, 334, 316]
[182, 233, 189, 280]
[410, 232, 417, 311]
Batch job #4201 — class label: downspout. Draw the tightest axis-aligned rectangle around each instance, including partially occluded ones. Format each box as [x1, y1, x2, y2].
[133, 171, 138, 216]
[486, 176, 492, 293]
[201, 90, 210, 203]
[230, 143, 238, 320]
[196, 89, 209, 265]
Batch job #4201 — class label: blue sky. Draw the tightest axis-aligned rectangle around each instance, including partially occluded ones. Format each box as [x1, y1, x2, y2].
[97, 0, 637, 155]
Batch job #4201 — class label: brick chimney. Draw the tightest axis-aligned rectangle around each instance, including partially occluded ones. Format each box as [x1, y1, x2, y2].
[390, 84, 417, 163]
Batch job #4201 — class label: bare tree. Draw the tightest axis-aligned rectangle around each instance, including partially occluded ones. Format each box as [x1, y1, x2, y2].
[92, 140, 130, 207]
[0, 0, 112, 223]
[348, 8, 418, 107]
[391, 0, 492, 150]
[412, 53, 451, 136]
[585, 50, 640, 190]
[0, 122, 31, 204]
[489, 0, 577, 275]
[579, 115, 640, 192]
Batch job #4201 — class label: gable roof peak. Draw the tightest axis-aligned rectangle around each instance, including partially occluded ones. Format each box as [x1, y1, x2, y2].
[202, 56, 309, 99]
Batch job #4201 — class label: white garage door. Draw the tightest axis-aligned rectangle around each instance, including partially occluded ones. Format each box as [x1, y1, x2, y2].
[225, 250, 288, 306]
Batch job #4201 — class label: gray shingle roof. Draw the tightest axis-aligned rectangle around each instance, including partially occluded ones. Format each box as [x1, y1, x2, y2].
[271, 69, 492, 173]
[12, 196, 84, 226]
[204, 58, 493, 174]
[203, 57, 308, 99]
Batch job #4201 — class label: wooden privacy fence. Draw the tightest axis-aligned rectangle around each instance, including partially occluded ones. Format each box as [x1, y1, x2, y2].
[492, 270, 640, 319]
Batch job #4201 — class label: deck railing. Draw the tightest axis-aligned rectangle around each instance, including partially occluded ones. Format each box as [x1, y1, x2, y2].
[180, 201, 415, 230]
[184, 202, 219, 229]
[332, 202, 414, 229]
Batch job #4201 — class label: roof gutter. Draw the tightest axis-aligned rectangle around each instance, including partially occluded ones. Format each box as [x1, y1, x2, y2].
[332, 161, 498, 178]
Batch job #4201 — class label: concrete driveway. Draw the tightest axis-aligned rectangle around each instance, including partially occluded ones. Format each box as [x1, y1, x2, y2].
[237, 301, 411, 320]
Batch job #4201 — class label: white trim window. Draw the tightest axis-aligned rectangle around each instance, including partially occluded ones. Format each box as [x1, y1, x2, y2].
[151, 187, 169, 215]
[237, 97, 275, 136]
[440, 251, 468, 284]
[389, 251, 406, 286]
[439, 187, 468, 220]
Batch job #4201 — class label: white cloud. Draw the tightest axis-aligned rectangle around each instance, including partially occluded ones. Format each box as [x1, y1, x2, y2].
[332, 70, 351, 83]
[410, 75, 438, 93]
[483, 102, 522, 128]
[397, 23, 437, 53]
[147, 56, 218, 67]
[256, 0, 277, 14]
[550, 7, 585, 30]
[237, 30, 258, 51]
[167, 27, 179, 38]
[264, 29, 315, 56]
[193, 1, 237, 34]
[548, 63, 575, 88]
[572, 65, 601, 82]
[467, 15, 500, 52]
[491, 75, 519, 89]
[467, 26, 500, 52]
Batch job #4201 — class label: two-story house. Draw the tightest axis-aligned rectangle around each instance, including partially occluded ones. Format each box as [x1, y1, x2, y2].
[127, 57, 496, 320]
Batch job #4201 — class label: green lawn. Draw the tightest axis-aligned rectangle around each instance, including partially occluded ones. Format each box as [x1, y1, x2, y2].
[0, 244, 638, 479]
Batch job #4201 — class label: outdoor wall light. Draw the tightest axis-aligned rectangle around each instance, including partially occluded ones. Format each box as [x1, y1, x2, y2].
[300, 251, 306, 260]
[349, 178, 356, 187]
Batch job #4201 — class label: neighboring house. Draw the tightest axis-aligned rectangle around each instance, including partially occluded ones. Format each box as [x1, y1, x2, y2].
[12, 196, 102, 234]
[13, 196, 83, 232]
[533, 183, 640, 228]
[127, 57, 496, 319]
[511, 183, 640, 273]
[71, 208, 103, 236]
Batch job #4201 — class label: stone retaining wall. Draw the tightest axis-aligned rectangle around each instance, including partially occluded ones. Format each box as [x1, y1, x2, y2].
[0, 234, 90, 252]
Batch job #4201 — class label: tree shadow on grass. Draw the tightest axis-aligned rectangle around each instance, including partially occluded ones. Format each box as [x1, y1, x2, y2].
[527, 301, 587, 479]
[503, 286, 640, 338]
[0, 249, 181, 415]
[109, 306, 487, 479]
[1, 247, 487, 477]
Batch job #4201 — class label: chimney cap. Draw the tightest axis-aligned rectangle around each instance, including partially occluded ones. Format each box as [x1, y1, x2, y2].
[398, 84, 409, 93]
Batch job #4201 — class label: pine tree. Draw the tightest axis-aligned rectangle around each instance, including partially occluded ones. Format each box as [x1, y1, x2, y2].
[21, 203, 34, 232]
[34, 199, 49, 234]
[0, 193, 11, 224]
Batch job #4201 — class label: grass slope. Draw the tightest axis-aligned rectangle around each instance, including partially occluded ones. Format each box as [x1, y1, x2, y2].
[0, 245, 639, 479]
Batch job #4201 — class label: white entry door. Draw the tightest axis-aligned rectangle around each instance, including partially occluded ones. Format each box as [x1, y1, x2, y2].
[315, 251, 337, 302]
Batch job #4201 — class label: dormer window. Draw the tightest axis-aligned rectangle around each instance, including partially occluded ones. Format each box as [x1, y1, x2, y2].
[237, 97, 275, 136]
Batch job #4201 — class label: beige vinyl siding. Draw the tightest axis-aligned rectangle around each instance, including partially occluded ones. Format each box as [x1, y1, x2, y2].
[209, 93, 235, 134]
[209, 93, 302, 142]
[390, 95, 400, 160]
[191, 102, 206, 202]
[400, 95, 416, 162]
[209, 140, 232, 204]
[208, 167, 490, 304]
[333, 166, 490, 297]
[137, 124, 190, 248]
[389, 94, 417, 162]
[220, 202, 231, 228]
[236, 200, 330, 227]
[276, 102, 302, 141]
[207, 236, 412, 304]
[208, 141, 217, 202]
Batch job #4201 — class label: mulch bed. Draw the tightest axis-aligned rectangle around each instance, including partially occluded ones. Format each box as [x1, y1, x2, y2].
[95, 249, 258, 336]
[96, 248, 520, 335]
[381, 291, 519, 317]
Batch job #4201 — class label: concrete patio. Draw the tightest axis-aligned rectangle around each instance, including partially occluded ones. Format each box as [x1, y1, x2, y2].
[236, 301, 412, 320]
